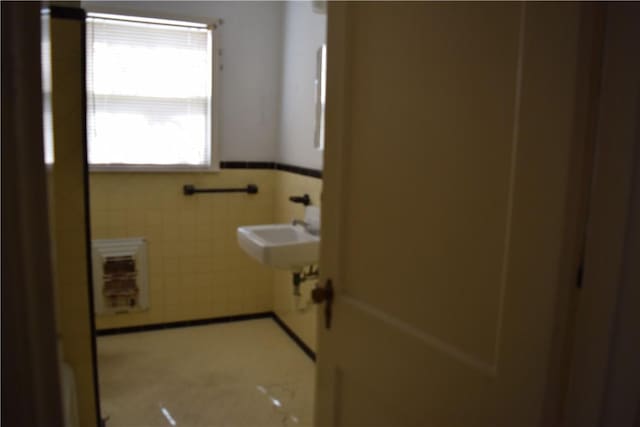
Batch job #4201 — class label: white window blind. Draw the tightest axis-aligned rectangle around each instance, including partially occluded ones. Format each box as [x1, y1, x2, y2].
[86, 14, 213, 167]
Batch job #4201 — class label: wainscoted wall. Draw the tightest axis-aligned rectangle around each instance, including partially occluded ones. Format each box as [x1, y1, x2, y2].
[90, 168, 321, 348]
[90, 170, 276, 330]
[90, 168, 322, 352]
[272, 171, 323, 351]
[79, 2, 325, 353]
[274, 0, 326, 351]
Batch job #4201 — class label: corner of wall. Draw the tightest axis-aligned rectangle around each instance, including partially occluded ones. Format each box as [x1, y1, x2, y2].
[272, 170, 323, 351]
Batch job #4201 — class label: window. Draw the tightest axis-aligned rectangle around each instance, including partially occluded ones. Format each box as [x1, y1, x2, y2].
[86, 13, 215, 169]
[313, 43, 327, 151]
[41, 12, 53, 165]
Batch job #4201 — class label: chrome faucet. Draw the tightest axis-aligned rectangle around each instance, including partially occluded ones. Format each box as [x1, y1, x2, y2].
[292, 219, 319, 236]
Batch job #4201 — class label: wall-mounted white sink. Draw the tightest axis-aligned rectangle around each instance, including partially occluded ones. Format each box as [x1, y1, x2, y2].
[237, 224, 320, 272]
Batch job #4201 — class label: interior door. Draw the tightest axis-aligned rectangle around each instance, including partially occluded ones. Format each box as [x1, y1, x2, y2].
[316, 3, 596, 426]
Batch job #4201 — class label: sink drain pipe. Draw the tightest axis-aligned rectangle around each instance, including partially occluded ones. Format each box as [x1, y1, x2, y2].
[292, 265, 319, 296]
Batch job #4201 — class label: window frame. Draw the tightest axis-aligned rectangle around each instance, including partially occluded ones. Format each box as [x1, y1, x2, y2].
[84, 8, 221, 173]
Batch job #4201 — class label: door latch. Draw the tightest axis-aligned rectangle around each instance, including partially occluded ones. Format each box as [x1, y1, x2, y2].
[312, 279, 334, 329]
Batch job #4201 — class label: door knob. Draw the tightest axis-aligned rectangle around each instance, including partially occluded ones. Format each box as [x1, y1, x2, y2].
[312, 279, 334, 329]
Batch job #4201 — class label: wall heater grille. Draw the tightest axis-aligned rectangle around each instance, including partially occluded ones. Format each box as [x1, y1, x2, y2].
[92, 238, 149, 315]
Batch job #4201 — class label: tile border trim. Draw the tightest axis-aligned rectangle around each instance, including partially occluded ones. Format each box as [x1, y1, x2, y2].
[48, 6, 86, 20]
[275, 163, 322, 179]
[220, 161, 322, 179]
[95, 312, 317, 362]
[219, 161, 276, 170]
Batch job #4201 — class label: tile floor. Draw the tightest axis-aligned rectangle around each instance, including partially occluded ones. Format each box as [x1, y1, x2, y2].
[97, 318, 315, 427]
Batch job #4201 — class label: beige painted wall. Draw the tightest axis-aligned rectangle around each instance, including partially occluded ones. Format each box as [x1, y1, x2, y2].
[272, 171, 323, 351]
[90, 170, 276, 329]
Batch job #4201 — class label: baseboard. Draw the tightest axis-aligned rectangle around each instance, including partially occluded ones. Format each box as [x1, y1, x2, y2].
[94, 311, 317, 363]
[95, 312, 272, 336]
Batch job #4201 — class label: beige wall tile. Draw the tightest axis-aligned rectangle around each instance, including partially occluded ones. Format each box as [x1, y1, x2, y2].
[91, 169, 319, 352]
[90, 170, 276, 330]
[50, 17, 97, 427]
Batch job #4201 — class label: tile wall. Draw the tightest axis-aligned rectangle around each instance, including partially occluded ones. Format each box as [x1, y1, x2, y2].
[50, 16, 97, 427]
[90, 170, 275, 329]
[90, 168, 321, 352]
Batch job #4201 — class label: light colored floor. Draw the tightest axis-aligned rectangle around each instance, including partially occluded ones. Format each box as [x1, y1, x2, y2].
[97, 318, 315, 427]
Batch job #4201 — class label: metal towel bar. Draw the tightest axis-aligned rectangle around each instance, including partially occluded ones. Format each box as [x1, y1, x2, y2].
[183, 184, 258, 195]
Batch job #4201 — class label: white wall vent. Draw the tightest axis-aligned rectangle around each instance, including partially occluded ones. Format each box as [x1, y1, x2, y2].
[92, 238, 149, 315]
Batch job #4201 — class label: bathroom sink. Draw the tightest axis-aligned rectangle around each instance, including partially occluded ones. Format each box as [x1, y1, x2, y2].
[237, 224, 320, 271]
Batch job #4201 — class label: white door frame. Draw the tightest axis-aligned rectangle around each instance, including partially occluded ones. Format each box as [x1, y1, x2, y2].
[1, 2, 64, 426]
[564, 3, 640, 426]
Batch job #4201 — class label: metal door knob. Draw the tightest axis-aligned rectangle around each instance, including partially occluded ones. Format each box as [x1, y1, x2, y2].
[312, 279, 334, 329]
[312, 286, 331, 303]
